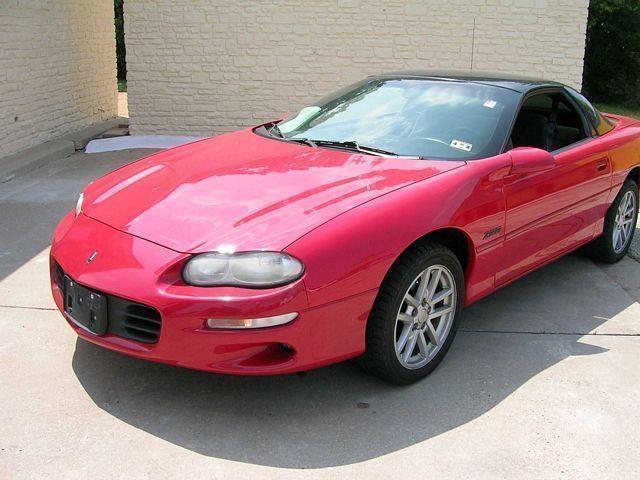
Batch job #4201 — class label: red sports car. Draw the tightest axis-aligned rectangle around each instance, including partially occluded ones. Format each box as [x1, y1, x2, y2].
[51, 72, 640, 384]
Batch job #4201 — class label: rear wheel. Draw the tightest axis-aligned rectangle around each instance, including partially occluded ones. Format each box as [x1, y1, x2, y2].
[584, 179, 638, 263]
[361, 242, 464, 384]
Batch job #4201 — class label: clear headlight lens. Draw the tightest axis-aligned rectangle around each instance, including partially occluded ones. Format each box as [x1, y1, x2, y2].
[75, 193, 84, 217]
[183, 251, 304, 287]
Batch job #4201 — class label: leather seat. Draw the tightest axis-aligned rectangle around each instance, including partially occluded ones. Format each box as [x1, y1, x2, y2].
[511, 112, 550, 151]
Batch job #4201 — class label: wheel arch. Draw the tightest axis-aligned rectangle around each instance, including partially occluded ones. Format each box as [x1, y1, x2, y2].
[627, 166, 640, 185]
[388, 227, 475, 280]
[361, 226, 474, 382]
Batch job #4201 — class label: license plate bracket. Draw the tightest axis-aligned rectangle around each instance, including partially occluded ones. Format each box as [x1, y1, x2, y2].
[63, 276, 108, 335]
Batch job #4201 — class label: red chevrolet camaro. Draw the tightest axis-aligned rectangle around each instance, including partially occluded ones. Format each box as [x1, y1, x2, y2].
[51, 72, 640, 384]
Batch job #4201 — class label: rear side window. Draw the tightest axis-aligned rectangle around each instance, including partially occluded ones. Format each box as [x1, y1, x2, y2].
[565, 87, 614, 136]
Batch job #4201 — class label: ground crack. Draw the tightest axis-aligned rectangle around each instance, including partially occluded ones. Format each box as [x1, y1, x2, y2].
[0, 304, 57, 311]
[460, 328, 640, 337]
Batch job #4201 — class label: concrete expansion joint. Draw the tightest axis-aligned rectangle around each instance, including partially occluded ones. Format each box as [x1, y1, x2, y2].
[460, 328, 640, 337]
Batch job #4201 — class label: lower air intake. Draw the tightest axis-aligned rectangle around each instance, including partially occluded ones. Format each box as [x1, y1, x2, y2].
[108, 297, 162, 343]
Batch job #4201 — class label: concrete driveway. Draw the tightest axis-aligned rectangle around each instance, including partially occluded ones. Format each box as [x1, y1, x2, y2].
[1, 150, 639, 479]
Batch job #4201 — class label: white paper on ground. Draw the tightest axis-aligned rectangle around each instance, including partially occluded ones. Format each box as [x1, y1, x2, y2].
[85, 135, 207, 153]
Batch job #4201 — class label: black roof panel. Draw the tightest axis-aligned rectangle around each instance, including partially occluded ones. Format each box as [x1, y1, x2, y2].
[369, 70, 565, 93]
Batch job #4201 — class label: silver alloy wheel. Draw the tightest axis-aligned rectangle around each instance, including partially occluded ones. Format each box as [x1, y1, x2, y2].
[394, 265, 457, 370]
[613, 190, 636, 254]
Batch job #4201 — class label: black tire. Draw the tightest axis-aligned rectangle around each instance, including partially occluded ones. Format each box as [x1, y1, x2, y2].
[361, 241, 464, 384]
[583, 179, 638, 263]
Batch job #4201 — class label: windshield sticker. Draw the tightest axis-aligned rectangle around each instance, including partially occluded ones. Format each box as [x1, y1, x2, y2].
[450, 139, 473, 152]
[483, 100, 497, 109]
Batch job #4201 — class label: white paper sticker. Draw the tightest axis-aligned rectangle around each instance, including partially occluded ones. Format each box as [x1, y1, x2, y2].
[483, 100, 497, 109]
[450, 139, 473, 152]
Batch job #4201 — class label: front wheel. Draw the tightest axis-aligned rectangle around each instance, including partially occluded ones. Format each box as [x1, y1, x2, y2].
[584, 179, 638, 263]
[361, 242, 464, 384]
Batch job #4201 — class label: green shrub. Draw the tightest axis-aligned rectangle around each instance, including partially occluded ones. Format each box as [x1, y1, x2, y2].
[114, 0, 126, 82]
[583, 0, 640, 106]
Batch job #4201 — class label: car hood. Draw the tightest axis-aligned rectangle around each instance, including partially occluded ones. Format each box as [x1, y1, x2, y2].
[82, 129, 464, 253]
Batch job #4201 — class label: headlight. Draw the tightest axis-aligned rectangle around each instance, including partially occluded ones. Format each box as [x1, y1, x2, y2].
[183, 251, 304, 287]
[75, 192, 84, 217]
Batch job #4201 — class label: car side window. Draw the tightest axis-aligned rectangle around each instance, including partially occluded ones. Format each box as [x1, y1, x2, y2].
[565, 87, 615, 136]
[509, 92, 588, 152]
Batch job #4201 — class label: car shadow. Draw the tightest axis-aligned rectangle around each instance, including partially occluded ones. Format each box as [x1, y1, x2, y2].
[72, 254, 630, 468]
[0, 150, 156, 283]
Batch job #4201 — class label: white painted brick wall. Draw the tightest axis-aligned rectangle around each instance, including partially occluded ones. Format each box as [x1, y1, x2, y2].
[124, 0, 590, 136]
[0, 0, 117, 159]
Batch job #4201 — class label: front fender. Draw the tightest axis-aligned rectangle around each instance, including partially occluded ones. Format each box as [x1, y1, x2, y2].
[286, 154, 512, 309]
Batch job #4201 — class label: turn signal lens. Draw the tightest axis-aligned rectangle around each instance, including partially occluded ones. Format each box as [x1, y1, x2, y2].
[205, 312, 298, 329]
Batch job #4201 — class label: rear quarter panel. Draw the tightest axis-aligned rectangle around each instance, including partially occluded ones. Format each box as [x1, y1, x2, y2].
[605, 115, 640, 198]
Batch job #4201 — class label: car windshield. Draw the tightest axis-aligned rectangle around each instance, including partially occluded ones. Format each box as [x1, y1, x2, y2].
[274, 78, 519, 160]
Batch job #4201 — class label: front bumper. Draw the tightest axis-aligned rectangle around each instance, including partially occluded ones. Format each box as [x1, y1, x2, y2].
[50, 212, 374, 374]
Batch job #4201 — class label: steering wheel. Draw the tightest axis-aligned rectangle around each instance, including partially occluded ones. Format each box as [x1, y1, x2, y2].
[415, 137, 450, 147]
[450, 127, 477, 143]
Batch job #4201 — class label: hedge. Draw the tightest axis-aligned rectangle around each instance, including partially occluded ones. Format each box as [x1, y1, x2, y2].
[115, 0, 126, 82]
[583, 0, 640, 106]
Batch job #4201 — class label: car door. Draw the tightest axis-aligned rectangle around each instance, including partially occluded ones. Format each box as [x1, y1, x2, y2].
[496, 88, 612, 285]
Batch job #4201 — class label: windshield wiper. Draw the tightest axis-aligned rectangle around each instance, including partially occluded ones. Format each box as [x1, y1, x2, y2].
[267, 126, 318, 148]
[279, 135, 407, 157]
[287, 137, 317, 147]
[309, 140, 401, 157]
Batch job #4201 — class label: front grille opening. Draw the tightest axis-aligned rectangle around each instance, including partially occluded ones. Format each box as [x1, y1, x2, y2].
[107, 295, 162, 344]
[52, 261, 64, 290]
[122, 304, 162, 343]
[54, 265, 162, 344]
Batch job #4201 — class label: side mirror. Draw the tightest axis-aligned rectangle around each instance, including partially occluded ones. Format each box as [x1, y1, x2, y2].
[508, 147, 555, 175]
